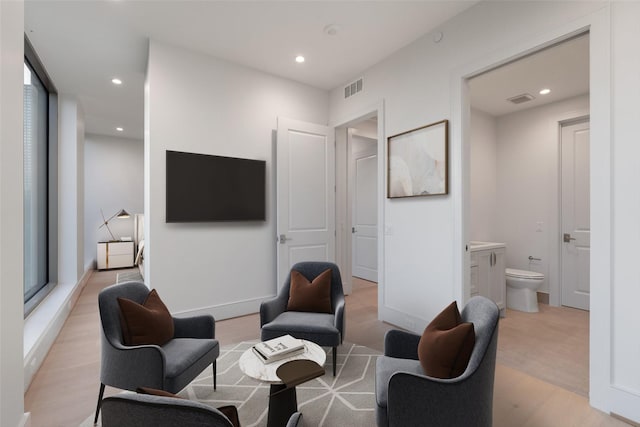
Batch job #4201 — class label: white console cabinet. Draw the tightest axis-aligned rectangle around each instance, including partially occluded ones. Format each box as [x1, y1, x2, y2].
[97, 241, 134, 270]
[470, 242, 506, 316]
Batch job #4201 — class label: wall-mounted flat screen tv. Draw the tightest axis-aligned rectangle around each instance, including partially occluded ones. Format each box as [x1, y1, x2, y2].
[166, 150, 266, 222]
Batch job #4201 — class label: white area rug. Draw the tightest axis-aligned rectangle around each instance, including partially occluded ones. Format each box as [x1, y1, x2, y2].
[83, 341, 380, 427]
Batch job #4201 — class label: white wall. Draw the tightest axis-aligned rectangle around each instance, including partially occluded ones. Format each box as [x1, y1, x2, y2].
[329, 0, 606, 332]
[0, 1, 28, 425]
[59, 97, 85, 284]
[84, 133, 143, 270]
[494, 95, 589, 297]
[352, 119, 377, 139]
[145, 41, 329, 319]
[469, 108, 497, 242]
[351, 134, 376, 155]
[610, 1, 640, 417]
[327, 0, 640, 419]
[23, 96, 90, 393]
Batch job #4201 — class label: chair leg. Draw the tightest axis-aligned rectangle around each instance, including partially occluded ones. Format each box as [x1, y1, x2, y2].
[213, 360, 217, 390]
[333, 347, 337, 376]
[94, 382, 106, 425]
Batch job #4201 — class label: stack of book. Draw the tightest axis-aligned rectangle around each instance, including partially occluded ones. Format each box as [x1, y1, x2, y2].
[252, 334, 305, 364]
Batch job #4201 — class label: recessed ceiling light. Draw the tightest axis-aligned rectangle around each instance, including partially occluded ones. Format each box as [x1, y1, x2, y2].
[295, 56, 305, 63]
[116, 127, 123, 132]
[539, 88, 551, 95]
[111, 78, 122, 85]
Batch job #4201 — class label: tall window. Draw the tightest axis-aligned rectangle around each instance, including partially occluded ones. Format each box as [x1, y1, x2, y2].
[23, 61, 48, 303]
[24, 37, 56, 313]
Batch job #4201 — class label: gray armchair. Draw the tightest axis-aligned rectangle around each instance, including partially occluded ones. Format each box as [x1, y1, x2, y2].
[260, 261, 345, 376]
[95, 282, 220, 423]
[101, 392, 304, 427]
[375, 296, 500, 427]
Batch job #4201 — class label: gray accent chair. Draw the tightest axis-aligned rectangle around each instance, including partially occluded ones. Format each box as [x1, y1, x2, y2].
[260, 262, 345, 376]
[101, 392, 304, 427]
[95, 282, 220, 424]
[375, 296, 500, 427]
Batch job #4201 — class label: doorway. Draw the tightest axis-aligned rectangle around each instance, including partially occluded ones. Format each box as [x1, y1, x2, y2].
[276, 106, 384, 307]
[467, 33, 590, 310]
[349, 120, 378, 283]
[334, 109, 382, 299]
[466, 33, 590, 395]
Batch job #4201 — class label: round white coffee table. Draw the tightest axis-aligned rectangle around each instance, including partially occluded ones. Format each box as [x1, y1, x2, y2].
[239, 339, 326, 427]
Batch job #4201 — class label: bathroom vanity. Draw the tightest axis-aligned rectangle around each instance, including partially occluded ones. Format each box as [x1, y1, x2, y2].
[470, 241, 506, 316]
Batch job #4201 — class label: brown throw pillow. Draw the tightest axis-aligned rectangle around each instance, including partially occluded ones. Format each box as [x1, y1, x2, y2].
[417, 301, 475, 379]
[286, 268, 332, 313]
[118, 289, 174, 346]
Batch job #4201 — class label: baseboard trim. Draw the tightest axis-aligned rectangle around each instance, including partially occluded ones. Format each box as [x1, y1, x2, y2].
[172, 295, 274, 321]
[610, 385, 640, 425]
[611, 412, 640, 427]
[379, 305, 425, 334]
[23, 268, 92, 391]
[20, 412, 31, 427]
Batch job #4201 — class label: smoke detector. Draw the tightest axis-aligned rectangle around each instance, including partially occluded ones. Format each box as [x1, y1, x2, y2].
[324, 24, 340, 36]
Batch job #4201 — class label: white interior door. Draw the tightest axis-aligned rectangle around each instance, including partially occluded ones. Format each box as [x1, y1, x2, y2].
[350, 135, 378, 282]
[561, 119, 590, 310]
[276, 117, 335, 288]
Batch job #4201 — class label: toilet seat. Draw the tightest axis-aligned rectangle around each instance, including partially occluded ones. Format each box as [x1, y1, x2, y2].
[505, 268, 544, 280]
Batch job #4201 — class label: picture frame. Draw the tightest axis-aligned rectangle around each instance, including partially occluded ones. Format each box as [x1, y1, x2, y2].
[387, 119, 448, 198]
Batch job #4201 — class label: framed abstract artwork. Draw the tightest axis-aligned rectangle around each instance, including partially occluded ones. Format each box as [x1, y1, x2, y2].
[387, 119, 448, 198]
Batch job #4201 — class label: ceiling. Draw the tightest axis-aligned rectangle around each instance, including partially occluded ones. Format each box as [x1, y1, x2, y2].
[24, 1, 478, 141]
[469, 33, 590, 117]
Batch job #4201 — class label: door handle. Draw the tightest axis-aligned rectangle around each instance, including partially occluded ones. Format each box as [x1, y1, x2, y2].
[563, 233, 576, 243]
[278, 234, 292, 244]
[352, 227, 357, 233]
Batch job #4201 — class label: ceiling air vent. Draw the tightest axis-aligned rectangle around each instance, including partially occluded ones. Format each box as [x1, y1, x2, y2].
[507, 93, 535, 104]
[344, 78, 363, 99]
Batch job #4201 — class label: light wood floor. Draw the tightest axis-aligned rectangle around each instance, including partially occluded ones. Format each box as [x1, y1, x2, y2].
[24, 270, 627, 427]
[498, 303, 589, 397]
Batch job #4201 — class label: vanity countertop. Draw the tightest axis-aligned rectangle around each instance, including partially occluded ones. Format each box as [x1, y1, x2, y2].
[469, 241, 506, 251]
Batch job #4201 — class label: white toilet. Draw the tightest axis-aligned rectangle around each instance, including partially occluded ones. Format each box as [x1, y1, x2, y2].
[505, 268, 545, 312]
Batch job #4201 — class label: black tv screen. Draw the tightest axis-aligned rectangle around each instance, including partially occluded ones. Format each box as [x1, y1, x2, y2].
[166, 150, 266, 222]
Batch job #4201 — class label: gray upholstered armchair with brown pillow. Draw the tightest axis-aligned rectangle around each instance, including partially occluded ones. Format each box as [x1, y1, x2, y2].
[375, 296, 500, 427]
[95, 281, 220, 424]
[260, 261, 345, 376]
